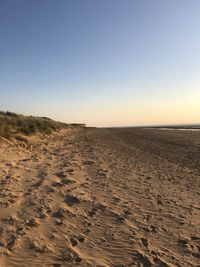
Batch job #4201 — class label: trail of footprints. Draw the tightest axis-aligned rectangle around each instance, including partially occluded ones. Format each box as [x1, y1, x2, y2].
[0, 137, 108, 266]
[0, 131, 200, 266]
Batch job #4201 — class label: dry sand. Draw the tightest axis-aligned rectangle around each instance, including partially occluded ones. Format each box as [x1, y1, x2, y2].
[0, 128, 199, 267]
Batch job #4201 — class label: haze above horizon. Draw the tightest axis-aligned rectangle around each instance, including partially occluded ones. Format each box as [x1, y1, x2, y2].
[0, 0, 199, 127]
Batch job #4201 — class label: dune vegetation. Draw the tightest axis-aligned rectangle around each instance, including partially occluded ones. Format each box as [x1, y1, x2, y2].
[0, 111, 85, 141]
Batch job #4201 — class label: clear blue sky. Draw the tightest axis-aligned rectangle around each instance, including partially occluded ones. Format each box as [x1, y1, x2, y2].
[0, 0, 199, 126]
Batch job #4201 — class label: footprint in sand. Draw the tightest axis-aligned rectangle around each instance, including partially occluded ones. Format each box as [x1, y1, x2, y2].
[69, 237, 78, 246]
[7, 235, 21, 251]
[60, 247, 82, 263]
[131, 250, 152, 267]
[53, 208, 66, 218]
[64, 195, 80, 206]
[26, 218, 40, 227]
[55, 172, 66, 178]
[112, 196, 121, 205]
[140, 237, 149, 248]
[88, 207, 98, 217]
[82, 160, 95, 165]
[51, 181, 65, 188]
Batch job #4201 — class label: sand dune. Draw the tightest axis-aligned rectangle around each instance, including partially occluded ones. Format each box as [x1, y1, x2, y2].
[0, 128, 200, 266]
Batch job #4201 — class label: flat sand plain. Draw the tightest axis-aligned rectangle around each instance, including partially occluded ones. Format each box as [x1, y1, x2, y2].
[0, 128, 199, 267]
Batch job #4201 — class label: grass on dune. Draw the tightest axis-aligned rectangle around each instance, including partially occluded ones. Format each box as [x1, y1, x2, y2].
[0, 111, 85, 141]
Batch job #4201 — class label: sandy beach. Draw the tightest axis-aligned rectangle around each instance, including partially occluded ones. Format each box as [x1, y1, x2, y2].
[0, 128, 199, 267]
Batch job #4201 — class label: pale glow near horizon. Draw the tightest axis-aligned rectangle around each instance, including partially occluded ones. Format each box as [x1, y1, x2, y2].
[54, 87, 200, 127]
